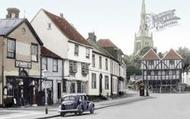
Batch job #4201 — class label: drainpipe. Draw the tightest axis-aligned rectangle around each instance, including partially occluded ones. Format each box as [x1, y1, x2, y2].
[1, 39, 5, 106]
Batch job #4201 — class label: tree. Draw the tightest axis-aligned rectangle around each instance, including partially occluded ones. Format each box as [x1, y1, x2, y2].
[177, 47, 190, 71]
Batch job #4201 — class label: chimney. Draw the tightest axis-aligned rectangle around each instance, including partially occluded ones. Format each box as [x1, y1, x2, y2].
[88, 32, 96, 42]
[60, 13, 63, 18]
[6, 8, 20, 19]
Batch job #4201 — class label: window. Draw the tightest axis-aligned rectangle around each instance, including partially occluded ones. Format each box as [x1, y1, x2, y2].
[172, 70, 176, 75]
[74, 44, 79, 56]
[99, 56, 102, 69]
[31, 44, 38, 62]
[91, 73, 96, 89]
[86, 48, 90, 58]
[69, 61, 77, 75]
[92, 54, 95, 67]
[7, 39, 16, 58]
[105, 58, 108, 70]
[105, 76, 109, 89]
[81, 63, 89, 76]
[147, 71, 151, 75]
[48, 23, 52, 30]
[42, 57, 48, 70]
[53, 59, 58, 72]
[148, 60, 154, 65]
[169, 60, 174, 65]
[155, 71, 158, 75]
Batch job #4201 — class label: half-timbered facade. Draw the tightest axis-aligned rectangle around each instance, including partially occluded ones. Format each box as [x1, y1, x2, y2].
[141, 49, 183, 93]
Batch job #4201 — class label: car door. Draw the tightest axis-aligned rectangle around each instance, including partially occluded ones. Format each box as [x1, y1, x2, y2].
[82, 95, 88, 111]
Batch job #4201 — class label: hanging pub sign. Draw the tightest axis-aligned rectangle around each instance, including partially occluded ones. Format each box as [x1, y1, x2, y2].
[15, 60, 32, 69]
[146, 9, 180, 31]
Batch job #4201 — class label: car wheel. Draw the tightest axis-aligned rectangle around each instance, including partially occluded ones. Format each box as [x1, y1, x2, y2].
[60, 112, 65, 117]
[90, 106, 94, 114]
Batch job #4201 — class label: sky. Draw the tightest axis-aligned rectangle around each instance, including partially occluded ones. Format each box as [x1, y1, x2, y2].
[0, 0, 190, 55]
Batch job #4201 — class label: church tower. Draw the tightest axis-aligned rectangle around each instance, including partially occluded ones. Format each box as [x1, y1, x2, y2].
[134, 0, 153, 55]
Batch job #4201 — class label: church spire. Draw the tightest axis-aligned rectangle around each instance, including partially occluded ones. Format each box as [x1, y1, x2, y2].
[139, 0, 148, 36]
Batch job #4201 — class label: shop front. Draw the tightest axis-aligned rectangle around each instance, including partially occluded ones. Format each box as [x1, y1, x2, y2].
[3, 70, 41, 107]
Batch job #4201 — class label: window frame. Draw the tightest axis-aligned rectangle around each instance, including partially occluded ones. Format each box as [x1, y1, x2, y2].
[7, 38, 16, 59]
[92, 54, 95, 67]
[86, 48, 90, 59]
[31, 43, 38, 62]
[91, 73, 96, 89]
[74, 44, 79, 56]
[52, 59, 58, 72]
[105, 58, 108, 70]
[42, 57, 48, 70]
[105, 76, 109, 89]
[99, 56, 102, 69]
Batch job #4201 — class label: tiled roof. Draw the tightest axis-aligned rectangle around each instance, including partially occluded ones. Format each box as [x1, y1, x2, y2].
[0, 18, 24, 35]
[0, 18, 43, 45]
[87, 39, 115, 59]
[43, 10, 91, 46]
[97, 39, 118, 48]
[41, 47, 63, 59]
[142, 48, 160, 60]
[162, 49, 183, 60]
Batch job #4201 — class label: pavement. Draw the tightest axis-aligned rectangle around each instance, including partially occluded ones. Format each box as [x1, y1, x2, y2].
[0, 90, 152, 119]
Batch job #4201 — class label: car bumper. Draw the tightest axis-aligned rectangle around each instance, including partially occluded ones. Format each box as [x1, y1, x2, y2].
[58, 109, 78, 113]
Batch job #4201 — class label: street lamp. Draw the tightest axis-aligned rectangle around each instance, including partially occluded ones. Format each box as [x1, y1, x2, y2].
[42, 69, 48, 114]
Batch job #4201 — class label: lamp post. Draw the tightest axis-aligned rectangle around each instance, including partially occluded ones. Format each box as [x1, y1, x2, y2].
[42, 69, 48, 114]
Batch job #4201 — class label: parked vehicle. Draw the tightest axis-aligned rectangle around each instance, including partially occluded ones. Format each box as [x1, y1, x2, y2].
[58, 93, 95, 116]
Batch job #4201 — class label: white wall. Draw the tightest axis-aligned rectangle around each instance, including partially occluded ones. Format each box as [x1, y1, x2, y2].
[88, 51, 111, 96]
[31, 10, 68, 59]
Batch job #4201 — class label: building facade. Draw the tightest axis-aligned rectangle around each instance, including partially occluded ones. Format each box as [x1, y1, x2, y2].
[0, 8, 43, 107]
[41, 47, 63, 104]
[141, 49, 183, 93]
[134, 0, 153, 55]
[31, 9, 92, 95]
[97, 39, 127, 95]
[87, 33, 113, 97]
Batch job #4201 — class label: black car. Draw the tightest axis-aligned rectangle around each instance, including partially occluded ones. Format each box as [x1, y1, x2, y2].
[58, 93, 95, 116]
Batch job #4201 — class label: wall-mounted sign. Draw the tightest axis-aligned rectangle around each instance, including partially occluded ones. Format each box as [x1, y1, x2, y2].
[15, 60, 32, 69]
[146, 9, 180, 31]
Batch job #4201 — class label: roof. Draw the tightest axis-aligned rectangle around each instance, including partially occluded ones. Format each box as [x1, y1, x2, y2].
[87, 39, 115, 59]
[162, 49, 183, 60]
[0, 18, 43, 45]
[43, 9, 91, 47]
[97, 39, 118, 48]
[0, 18, 24, 35]
[142, 48, 160, 60]
[41, 47, 63, 59]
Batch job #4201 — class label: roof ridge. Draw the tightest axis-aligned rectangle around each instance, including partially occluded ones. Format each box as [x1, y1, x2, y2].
[42, 9, 91, 46]
[162, 49, 183, 60]
[142, 48, 160, 60]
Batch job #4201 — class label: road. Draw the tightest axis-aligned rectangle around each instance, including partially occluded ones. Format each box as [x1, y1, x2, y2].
[52, 93, 190, 119]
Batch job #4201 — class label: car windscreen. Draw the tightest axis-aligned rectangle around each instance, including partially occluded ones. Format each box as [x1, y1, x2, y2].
[62, 96, 76, 101]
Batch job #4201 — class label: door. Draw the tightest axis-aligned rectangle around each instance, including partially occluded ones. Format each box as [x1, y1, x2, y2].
[99, 74, 103, 95]
[57, 83, 61, 99]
